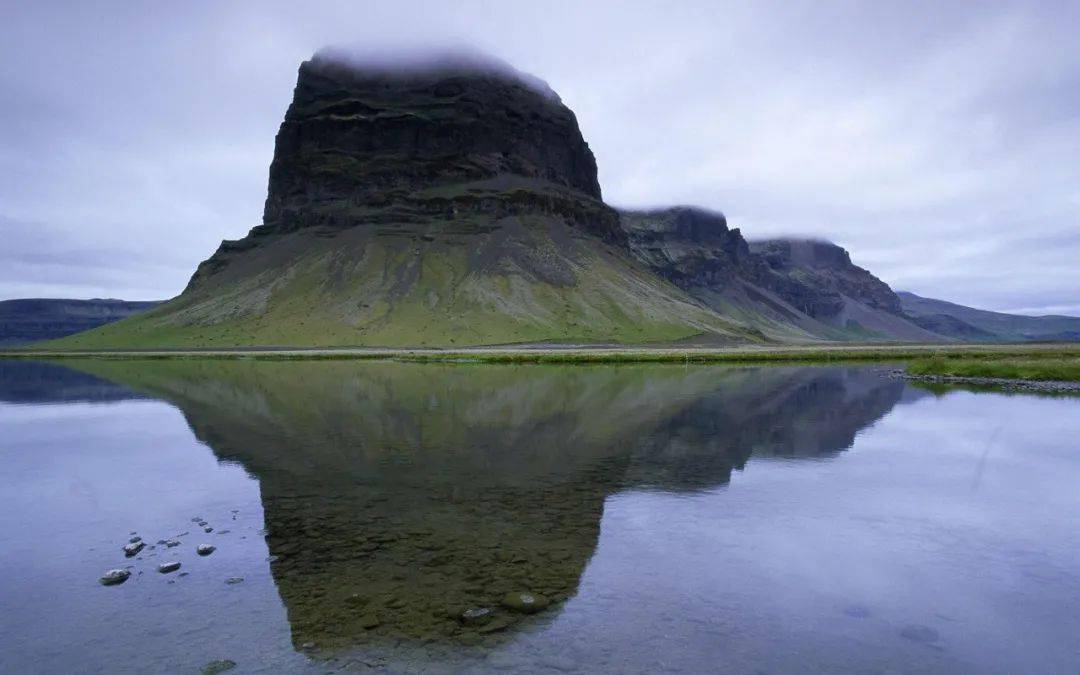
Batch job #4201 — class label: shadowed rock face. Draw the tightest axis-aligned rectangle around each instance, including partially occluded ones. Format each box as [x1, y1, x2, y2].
[60, 359, 913, 657]
[750, 239, 903, 319]
[619, 207, 757, 289]
[187, 49, 622, 293]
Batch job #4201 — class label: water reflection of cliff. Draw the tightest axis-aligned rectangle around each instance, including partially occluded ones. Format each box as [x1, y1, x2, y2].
[54, 360, 912, 652]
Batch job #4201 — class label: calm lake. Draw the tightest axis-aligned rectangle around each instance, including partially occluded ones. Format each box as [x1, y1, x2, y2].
[1, 360, 1078, 673]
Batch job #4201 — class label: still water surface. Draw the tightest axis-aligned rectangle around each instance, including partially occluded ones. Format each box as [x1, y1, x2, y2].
[0, 360, 1078, 673]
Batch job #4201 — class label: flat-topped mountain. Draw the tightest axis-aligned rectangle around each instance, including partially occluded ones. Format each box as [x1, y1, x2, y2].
[56, 49, 751, 348]
[34, 50, 1074, 349]
[0, 298, 160, 346]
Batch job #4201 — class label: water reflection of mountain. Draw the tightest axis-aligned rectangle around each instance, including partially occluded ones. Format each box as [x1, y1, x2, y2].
[55, 359, 911, 654]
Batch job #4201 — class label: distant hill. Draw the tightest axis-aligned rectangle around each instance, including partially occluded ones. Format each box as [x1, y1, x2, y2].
[898, 291, 1080, 342]
[0, 298, 161, 346]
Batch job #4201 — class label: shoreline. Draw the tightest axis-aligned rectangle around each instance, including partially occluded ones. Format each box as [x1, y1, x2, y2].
[2, 343, 1078, 365]
[893, 371, 1080, 394]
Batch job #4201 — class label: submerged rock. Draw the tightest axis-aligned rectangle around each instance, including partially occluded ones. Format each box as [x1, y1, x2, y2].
[123, 541, 145, 557]
[460, 607, 493, 626]
[900, 624, 939, 643]
[201, 660, 236, 674]
[158, 561, 182, 574]
[501, 591, 550, 614]
[358, 612, 381, 630]
[164, 539, 181, 548]
[197, 544, 216, 556]
[99, 569, 131, 586]
[225, 577, 244, 585]
[128, 536, 142, 544]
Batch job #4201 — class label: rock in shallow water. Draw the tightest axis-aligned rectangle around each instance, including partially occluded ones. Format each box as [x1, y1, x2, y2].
[501, 591, 550, 614]
[99, 569, 131, 586]
[123, 541, 145, 557]
[460, 607, 493, 626]
[197, 544, 216, 556]
[225, 577, 244, 585]
[200, 660, 236, 674]
[158, 561, 181, 574]
[900, 624, 939, 643]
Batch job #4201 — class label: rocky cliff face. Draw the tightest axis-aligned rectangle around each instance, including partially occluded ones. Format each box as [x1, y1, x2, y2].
[748, 239, 903, 320]
[188, 50, 621, 292]
[619, 207, 757, 288]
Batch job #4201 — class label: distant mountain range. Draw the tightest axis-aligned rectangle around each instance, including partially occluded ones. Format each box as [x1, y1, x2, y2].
[10, 49, 1076, 349]
[898, 292, 1080, 342]
[0, 298, 160, 347]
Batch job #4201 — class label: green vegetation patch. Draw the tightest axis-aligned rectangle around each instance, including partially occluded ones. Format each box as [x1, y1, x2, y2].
[907, 356, 1080, 382]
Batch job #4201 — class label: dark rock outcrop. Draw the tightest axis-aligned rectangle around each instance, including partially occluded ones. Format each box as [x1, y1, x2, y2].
[188, 48, 623, 292]
[748, 239, 902, 320]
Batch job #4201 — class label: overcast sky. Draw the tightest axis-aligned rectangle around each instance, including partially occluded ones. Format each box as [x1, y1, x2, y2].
[2, 1, 1078, 315]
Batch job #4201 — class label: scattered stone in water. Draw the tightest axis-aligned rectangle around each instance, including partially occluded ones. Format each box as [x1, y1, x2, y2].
[265, 555, 279, 563]
[197, 544, 216, 556]
[99, 569, 131, 586]
[158, 561, 182, 574]
[478, 616, 514, 634]
[123, 541, 145, 557]
[191, 517, 202, 523]
[900, 624, 940, 643]
[164, 539, 181, 548]
[178, 572, 189, 577]
[217, 530, 230, 535]
[204, 527, 214, 533]
[460, 607, 493, 626]
[301, 642, 316, 650]
[501, 591, 550, 614]
[201, 659, 236, 674]
[128, 536, 142, 544]
[225, 577, 244, 585]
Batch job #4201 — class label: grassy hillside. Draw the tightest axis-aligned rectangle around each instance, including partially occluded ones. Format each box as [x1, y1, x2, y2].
[47, 216, 759, 349]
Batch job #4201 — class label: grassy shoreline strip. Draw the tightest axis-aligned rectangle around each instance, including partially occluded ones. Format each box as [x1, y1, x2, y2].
[1, 344, 1078, 365]
[907, 356, 1080, 382]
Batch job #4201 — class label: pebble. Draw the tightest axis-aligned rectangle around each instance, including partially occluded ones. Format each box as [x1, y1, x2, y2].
[158, 561, 182, 574]
[225, 577, 244, 585]
[164, 539, 181, 548]
[197, 544, 216, 556]
[99, 569, 131, 586]
[204, 527, 214, 533]
[128, 536, 142, 544]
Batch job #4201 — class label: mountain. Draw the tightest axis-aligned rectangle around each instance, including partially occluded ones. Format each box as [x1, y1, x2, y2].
[0, 298, 160, 346]
[48, 49, 753, 349]
[31, 50, 1069, 350]
[619, 207, 943, 342]
[898, 291, 1080, 342]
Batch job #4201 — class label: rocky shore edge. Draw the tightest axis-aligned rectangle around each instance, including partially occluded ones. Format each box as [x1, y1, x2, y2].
[890, 369, 1080, 394]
